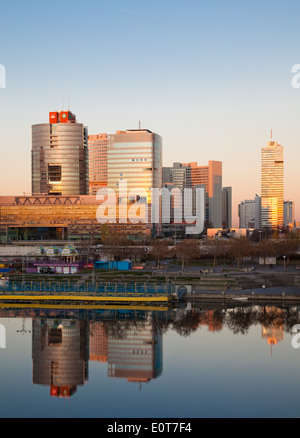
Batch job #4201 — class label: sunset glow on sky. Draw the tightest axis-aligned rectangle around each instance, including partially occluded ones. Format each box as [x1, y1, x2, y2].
[0, 0, 299, 226]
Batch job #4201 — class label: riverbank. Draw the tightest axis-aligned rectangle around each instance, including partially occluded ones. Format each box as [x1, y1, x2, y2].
[1, 265, 299, 304]
[184, 286, 300, 301]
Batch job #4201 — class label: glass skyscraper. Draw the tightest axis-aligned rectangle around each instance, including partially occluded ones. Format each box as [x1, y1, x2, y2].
[163, 161, 223, 228]
[261, 141, 284, 228]
[88, 133, 108, 195]
[32, 111, 89, 196]
[107, 129, 162, 208]
[283, 200, 294, 227]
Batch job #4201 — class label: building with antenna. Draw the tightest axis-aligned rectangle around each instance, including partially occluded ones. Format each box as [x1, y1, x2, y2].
[32, 110, 89, 196]
[107, 129, 162, 202]
[261, 139, 284, 228]
[106, 128, 163, 236]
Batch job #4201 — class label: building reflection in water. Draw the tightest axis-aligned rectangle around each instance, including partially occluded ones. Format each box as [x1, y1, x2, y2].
[32, 318, 89, 398]
[32, 312, 163, 396]
[198, 309, 223, 332]
[89, 315, 163, 385]
[261, 306, 284, 347]
[89, 322, 108, 363]
[9, 302, 299, 397]
[107, 316, 162, 384]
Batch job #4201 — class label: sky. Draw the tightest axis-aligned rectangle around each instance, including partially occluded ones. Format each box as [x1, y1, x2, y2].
[0, 0, 300, 227]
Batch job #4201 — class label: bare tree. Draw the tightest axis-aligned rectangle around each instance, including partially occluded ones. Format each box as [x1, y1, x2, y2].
[104, 235, 131, 261]
[254, 239, 276, 265]
[176, 239, 200, 270]
[149, 240, 171, 268]
[205, 239, 230, 266]
[228, 237, 253, 268]
[277, 236, 299, 266]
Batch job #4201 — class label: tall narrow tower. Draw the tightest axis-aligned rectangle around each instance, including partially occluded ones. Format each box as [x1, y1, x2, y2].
[261, 140, 284, 228]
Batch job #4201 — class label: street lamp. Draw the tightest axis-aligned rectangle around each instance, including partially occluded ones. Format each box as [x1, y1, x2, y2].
[283, 255, 286, 271]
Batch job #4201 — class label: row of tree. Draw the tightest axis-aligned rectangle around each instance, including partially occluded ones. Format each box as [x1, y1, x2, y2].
[90, 234, 299, 269]
[168, 237, 299, 268]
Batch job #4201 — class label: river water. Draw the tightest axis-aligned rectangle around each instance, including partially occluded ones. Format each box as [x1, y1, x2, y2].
[0, 300, 300, 419]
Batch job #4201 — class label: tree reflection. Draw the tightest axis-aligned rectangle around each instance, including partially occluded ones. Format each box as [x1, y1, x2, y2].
[6, 302, 300, 341]
[161, 304, 300, 338]
[171, 311, 202, 337]
[283, 306, 300, 332]
[225, 306, 258, 335]
[256, 305, 285, 328]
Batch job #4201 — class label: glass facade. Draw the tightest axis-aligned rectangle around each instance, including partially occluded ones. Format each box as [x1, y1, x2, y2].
[261, 141, 284, 228]
[284, 201, 294, 227]
[163, 161, 223, 227]
[222, 186, 232, 228]
[32, 318, 89, 395]
[0, 195, 151, 241]
[107, 316, 162, 382]
[0, 124, 163, 241]
[32, 112, 89, 196]
[183, 161, 222, 227]
[162, 162, 189, 190]
[107, 130, 162, 205]
[88, 133, 108, 194]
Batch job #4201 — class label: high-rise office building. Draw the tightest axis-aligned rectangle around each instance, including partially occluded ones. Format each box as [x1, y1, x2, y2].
[238, 195, 261, 229]
[88, 133, 108, 195]
[32, 111, 89, 196]
[162, 162, 190, 190]
[107, 129, 162, 202]
[106, 129, 162, 234]
[163, 161, 223, 228]
[239, 199, 255, 228]
[222, 187, 232, 228]
[254, 195, 262, 229]
[284, 201, 295, 227]
[182, 161, 222, 227]
[261, 140, 284, 228]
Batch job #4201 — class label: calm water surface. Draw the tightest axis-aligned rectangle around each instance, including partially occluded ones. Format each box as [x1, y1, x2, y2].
[0, 300, 300, 418]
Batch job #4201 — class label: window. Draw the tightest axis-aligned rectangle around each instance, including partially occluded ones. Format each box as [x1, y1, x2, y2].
[48, 165, 62, 182]
[48, 328, 62, 345]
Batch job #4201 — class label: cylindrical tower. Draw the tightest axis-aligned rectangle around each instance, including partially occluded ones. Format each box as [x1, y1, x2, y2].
[31, 111, 89, 196]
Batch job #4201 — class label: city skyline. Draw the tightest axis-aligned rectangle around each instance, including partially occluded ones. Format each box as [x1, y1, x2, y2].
[1, 104, 297, 229]
[0, 1, 300, 226]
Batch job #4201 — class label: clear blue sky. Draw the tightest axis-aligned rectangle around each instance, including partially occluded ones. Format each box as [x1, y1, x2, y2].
[1, 0, 300, 225]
